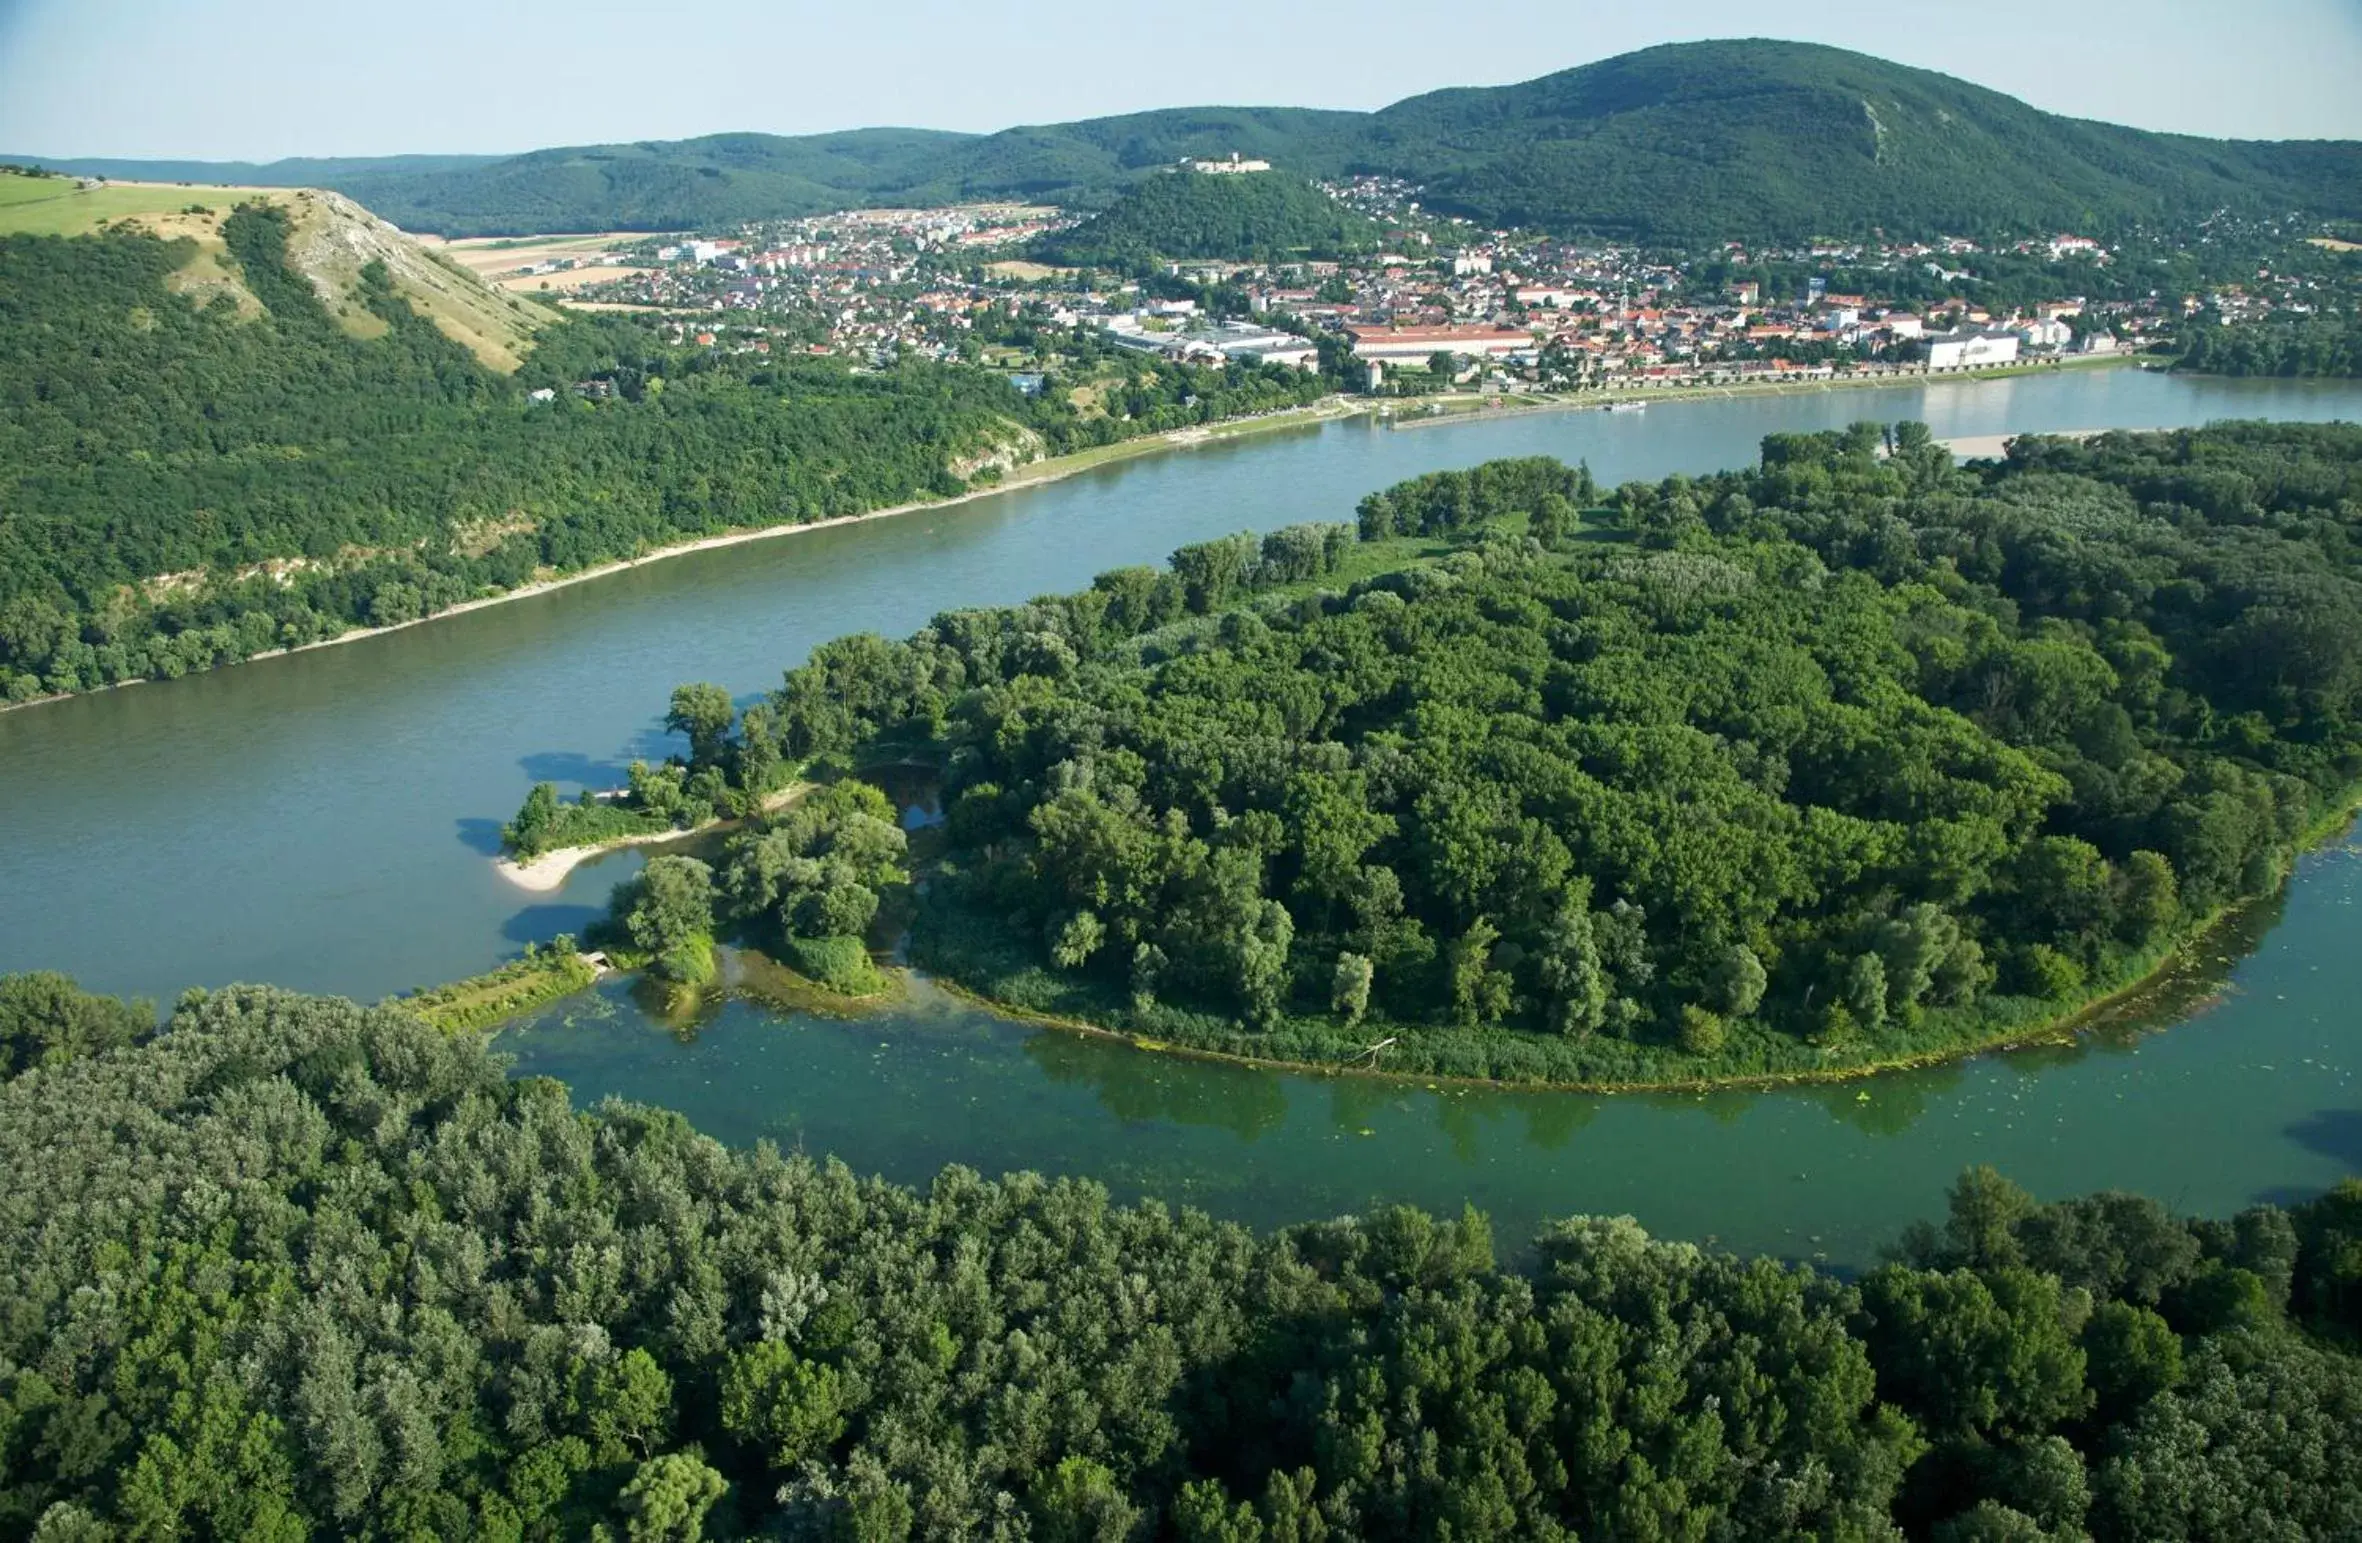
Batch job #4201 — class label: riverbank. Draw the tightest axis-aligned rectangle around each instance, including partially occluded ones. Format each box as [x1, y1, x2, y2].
[1381, 353, 2153, 433]
[0, 397, 1369, 718]
[2, 359, 2180, 720]
[399, 942, 601, 1031]
[494, 780, 811, 891]
[0, 359, 2177, 720]
[495, 827, 685, 892]
[918, 800, 2361, 1097]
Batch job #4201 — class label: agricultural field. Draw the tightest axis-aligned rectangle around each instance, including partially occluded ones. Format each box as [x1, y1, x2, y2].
[434, 231, 658, 292]
[493, 263, 652, 293]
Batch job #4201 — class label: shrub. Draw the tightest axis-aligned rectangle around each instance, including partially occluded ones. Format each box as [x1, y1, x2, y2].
[1677, 1005, 1727, 1056]
[781, 934, 886, 996]
[2012, 944, 2085, 999]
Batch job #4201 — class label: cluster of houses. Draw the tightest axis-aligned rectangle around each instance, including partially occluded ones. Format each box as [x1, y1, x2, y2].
[558, 176, 2192, 392]
[572, 206, 1060, 364]
[1081, 257, 2130, 389]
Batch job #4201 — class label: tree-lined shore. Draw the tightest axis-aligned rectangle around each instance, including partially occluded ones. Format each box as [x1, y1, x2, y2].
[531, 421, 2362, 1089]
[0, 208, 1330, 706]
[5, 975, 2362, 1538]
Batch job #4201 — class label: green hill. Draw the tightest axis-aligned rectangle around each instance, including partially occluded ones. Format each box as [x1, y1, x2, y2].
[329, 128, 982, 234]
[0, 172, 1336, 704]
[0, 199, 1039, 701]
[20, 41, 2357, 241]
[1033, 167, 1381, 265]
[1365, 39, 2362, 241]
[0, 170, 552, 370]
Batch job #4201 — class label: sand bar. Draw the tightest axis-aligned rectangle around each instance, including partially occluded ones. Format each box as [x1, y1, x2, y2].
[492, 783, 812, 891]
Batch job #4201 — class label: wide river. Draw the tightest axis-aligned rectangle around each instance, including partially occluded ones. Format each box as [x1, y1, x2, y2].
[6, 367, 2361, 1264]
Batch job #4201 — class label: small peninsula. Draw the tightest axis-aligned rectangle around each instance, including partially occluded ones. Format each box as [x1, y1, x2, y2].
[514, 420, 2362, 1087]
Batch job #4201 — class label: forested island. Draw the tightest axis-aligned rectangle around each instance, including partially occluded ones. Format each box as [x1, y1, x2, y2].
[6, 972, 2362, 1538]
[534, 422, 2362, 1087]
[0, 207, 1331, 704]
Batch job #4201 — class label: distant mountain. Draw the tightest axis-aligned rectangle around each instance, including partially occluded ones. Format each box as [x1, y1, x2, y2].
[19, 41, 2359, 240]
[14, 152, 502, 185]
[1034, 168, 1382, 265]
[1359, 40, 2362, 242]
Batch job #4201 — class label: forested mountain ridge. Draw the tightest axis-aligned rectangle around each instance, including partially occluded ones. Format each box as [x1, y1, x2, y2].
[578, 422, 2362, 1086]
[1352, 39, 2362, 241]
[24, 41, 2358, 240]
[0, 207, 1330, 704]
[7, 977, 2362, 1537]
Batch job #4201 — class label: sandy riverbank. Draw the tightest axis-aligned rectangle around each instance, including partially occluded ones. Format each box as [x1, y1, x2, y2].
[267, 400, 1362, 653]
[493, 829, 684, 892]
[493, 782, 813, 892]
[1937, 426, 2137, 460]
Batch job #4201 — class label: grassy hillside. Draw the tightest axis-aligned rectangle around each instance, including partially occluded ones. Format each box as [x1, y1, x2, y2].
[1033, 168, 1381, 265]
[23, 41, 2355, 241]
[0, 170, 280, 234]
[0, 170, 551, 369]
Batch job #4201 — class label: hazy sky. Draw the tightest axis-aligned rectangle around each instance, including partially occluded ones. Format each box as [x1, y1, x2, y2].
[2, 0, 2358, 160]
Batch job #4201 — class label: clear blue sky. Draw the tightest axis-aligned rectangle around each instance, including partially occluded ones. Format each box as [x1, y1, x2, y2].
[2, 0, 2357, 160]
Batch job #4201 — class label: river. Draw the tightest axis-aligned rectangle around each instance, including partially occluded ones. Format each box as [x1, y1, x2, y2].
[4, 366, 2359, 1263]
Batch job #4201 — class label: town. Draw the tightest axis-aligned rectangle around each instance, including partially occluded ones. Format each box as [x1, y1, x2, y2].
[493, 162, 2345, 407]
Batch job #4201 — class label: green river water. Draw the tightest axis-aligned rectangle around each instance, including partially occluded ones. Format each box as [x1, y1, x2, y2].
[5, 366, 2359, 1264]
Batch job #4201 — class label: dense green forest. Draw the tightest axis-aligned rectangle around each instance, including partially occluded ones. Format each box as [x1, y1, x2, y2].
[31, 42, 2358, 241]
[6, 975, 2362, 1538]
[2177, 313, 2362, 377]
[579, 777, 914, 995]
[1033, 172, 1381, 267]
[0, 211, 1328, 702]
[1356, 42, 2361, 244]
[564, 422, 2362, 1085]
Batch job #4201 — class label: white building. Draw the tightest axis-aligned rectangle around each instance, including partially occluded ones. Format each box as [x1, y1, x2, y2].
[1213, 324, 1320, 369]
[1346, 324, 1533, 363]
[1925, 327, 2021, 371]
[1100, 315, 1319, 369]
[2015, 318, 2074, 350]
[1189, 154, 1271, 174]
